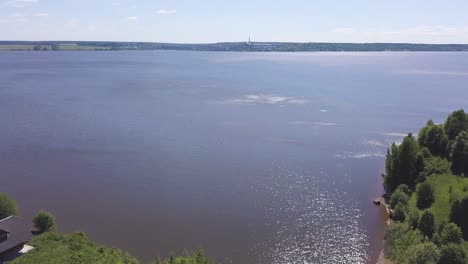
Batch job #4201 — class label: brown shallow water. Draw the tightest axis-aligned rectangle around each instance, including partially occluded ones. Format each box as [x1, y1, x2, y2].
[2, 51, 468, 263]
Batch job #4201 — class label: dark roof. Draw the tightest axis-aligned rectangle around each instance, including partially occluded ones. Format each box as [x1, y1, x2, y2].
[0, 216, 32, 254]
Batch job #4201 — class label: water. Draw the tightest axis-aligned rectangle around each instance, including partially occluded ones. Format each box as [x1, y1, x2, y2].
[1, 51, 468, 264]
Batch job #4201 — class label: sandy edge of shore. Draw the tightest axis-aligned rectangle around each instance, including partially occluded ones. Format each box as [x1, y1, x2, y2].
[373, 196, 393, 264]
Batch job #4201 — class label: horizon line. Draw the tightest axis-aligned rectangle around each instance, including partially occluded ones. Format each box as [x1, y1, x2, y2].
[1, 40, 468, 45]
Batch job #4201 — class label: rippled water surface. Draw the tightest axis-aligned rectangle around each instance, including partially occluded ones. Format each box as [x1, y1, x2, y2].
[2, 51, 468, 263]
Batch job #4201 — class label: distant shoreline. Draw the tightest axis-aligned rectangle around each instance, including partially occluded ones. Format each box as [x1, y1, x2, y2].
[2, 41, 468, 52]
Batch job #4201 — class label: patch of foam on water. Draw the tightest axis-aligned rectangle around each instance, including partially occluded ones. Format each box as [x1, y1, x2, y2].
[335, 152, 385, 159]
[252, 166, 369, 264]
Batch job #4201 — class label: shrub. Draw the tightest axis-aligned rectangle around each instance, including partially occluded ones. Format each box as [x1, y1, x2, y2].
[438, 244, 467, 264]
[393, 203, 407, 223]
[0, 193, 18, 219]
[439, 223, 462, 245]
[418, 210, 435, 239]
[384, 223, 423, 263]
[390, 187, 410, 208]
[407, 242, 440, 264]
[450, 197, 468, 240]
[33, 211, 56, 234]
[416, 182, 435, 209]
[407, 208, 420, 229]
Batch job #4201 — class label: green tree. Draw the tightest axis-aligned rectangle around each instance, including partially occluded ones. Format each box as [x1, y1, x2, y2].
[0, 193, 18, 219]
[450, 197, 468, 240]
[384, 223, 423, 263]
[407, 242, 440, 264]
[384, 134, 425, 193]
[444, 109, 468, 141]
[33, 211, 56, 233]
[389, 185, 410, 208]
[416, 182, 435, 209]
[450, 131, 468, 176]
[440, 223, 463, 245]
[419, 210, 435, 239]
[419, 120, 449, 157]
[422, 157, 451, 178]
[438, 244, 467, 264]
[408, 208, 420, 229]
[393, 203, 407, 222]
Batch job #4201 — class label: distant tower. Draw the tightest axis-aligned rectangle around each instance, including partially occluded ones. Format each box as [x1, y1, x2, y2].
[247, 36, 252, 45]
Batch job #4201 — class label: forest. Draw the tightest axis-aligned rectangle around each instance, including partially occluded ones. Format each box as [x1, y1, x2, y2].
[383, 109, 468, 264]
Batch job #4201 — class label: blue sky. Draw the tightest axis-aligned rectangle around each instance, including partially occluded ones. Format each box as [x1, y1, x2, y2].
[1, 0, 468, 43]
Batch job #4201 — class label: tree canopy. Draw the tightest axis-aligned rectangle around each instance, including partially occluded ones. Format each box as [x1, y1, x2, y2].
[419, 210, 436, 239]
[33, 211, 57, 234]
[444, 109, 468, 141]
[450, 197, 468, 240]
[418, 120, 449, 157]
[450, 131, 468, 176]
[416, 182, 435, 209]
[0, 193, 18, 219]
[384, 134, 425, 193]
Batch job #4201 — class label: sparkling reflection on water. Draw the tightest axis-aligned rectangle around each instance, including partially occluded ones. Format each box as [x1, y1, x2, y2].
[254, 166, 368, 264]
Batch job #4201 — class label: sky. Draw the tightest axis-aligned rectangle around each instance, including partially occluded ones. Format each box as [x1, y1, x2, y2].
[1, 0, 468, 43]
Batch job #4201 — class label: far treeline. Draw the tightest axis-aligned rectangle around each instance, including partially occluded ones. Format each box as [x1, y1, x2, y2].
[383, 109, 468, 264]
[0, 194, 214, 264]
[2, 41, 468, 52]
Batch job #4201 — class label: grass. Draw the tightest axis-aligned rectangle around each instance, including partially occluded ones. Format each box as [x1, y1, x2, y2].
[11, 232, 138, 264]
[408, 174, 468, 227]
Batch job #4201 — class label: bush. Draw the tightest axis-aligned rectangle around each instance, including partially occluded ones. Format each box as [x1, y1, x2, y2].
[440, 223, 462, 245]
[450, 131, 468, 176]
[393, 203, 407, 222]
[438, 244, 467, 264]
[408, 208, 420, 229]
[33, 211, 56, 233]
[407, 242, 440, 264]
[384, 223, 423, 263]
[418, 210, 435, 239]
[417, 182, 435, 209]
[0, 193, 18, 219]
[450, 197, 468, 240]
[390, 186, 410, 208]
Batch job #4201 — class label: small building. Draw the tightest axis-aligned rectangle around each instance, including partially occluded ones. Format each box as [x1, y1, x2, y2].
[0, 216, 33, 261]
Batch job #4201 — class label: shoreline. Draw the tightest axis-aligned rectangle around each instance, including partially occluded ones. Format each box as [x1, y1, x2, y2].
[373, 195, 393, 264]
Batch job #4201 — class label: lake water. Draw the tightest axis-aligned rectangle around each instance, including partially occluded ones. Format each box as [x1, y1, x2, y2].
[1, 51, 468, 264]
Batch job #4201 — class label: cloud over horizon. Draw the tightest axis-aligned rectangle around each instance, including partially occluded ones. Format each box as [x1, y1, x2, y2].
[156, 9, 176, 15]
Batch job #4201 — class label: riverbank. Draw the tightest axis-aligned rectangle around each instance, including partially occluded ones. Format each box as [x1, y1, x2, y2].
[373, 195, 393, 264]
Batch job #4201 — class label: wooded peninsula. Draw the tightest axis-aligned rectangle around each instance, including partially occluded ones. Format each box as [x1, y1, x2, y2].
[382, 109, 468, 264]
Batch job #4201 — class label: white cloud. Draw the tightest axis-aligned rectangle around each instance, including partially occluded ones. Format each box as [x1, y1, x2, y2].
[5, 0, 38, 7]
[157, 9, 177, 15]
[219, 94, 309, 105]
[125, 16, 138, 21]
[35, 12, 48, 17]
[331, 27, 355, 34]
[325, 25, 468, 44]
[0, 12, 28, 23]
